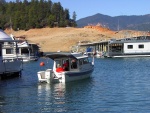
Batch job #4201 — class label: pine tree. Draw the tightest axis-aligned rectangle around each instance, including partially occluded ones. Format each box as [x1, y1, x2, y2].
[72, 11, 77, 27]
[0, 0, 76, 30]
[72, 11, 77, 21]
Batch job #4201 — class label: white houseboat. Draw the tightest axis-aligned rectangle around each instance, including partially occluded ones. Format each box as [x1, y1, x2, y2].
[78, 36, 150, 58]
[106, 36, 150, 57]
[0, 30, 23, 80]
[37, 52, 94, 83]
[17, 41, 39, 62]
[9, 35, 39, 62]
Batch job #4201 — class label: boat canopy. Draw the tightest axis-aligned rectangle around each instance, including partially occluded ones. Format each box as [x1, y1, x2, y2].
[0, 29, 12, 41]
[0, 29, 22, 42]
[46, 52, 87, 60]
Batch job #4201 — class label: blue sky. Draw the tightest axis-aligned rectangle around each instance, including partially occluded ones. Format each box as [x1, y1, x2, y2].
[51, 0, 150, 20]
[6, 0, 150, 20]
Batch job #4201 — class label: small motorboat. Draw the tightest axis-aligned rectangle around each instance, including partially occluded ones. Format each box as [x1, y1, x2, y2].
[37, 52, 94, 83]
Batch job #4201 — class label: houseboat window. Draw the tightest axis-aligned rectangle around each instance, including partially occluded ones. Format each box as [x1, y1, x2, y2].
[83, 58, 89, 64]
[127, 45, 133, 49]
[71, 59, 77, 69]
[6, 49, 12, 54]
[138, 44, 144, 49]
[16, 48, 19, 54]
[21, 48, 29, 54]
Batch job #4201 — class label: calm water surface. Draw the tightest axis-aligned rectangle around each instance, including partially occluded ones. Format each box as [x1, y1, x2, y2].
[1, 57, 150, 113]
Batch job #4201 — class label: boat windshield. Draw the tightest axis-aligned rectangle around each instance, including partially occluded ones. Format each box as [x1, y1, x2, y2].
[71, 58, 77, 69]
[55, 59, 70, 71]
[79, 58, 89, 65]
[55, 60, 62, 68]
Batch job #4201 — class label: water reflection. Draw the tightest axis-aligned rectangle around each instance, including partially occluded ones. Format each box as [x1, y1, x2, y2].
[37, 83, 65, 112]
[0, 96, 6, 108]
[37, 78, 93, 112]
[38, 83, 66, 101]
[2, 57, 150, 112]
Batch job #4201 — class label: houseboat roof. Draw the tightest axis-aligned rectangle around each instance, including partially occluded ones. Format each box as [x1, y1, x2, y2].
[0, 29, 13, 41]
[109, 36, 150, 44]
[78, 36, 150, 46]
[46, 52, 88, 60]
[0, 29, 22, 42]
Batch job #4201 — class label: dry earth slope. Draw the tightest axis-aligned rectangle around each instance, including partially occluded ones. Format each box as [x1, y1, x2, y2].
[5, 27, 148, 52]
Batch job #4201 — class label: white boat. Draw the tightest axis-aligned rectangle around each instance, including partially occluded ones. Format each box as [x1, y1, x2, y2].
[37, 52, 94, 83]
[95, 50, 105, 58]
[17, 41, 39, 62]
[106, 36, 150, 58]
[9, 34, 39, 62]
[78, 36, 150, 58]
[0, 29, 23, 80]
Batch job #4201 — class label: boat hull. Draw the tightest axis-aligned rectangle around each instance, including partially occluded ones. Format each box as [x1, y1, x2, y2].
[0, 59, 23, 80]
[37, 67, 94, 83]
[62, 68, 94, 83]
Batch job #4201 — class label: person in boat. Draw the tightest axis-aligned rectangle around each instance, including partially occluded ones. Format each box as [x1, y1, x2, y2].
[56, 64, 64, 72]
[71, 59, 77, 69]
[63, 60, 69, 71]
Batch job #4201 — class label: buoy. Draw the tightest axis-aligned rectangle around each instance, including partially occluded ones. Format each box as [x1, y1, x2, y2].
[40, 62, 45, 66]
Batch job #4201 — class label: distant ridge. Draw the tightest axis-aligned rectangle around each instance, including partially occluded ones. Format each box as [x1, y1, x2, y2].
[77, 13, 150, 31]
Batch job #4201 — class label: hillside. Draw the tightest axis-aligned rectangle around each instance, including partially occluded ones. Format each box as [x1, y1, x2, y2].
[5, 27, 149, 52]
[77, 13, 150, 31]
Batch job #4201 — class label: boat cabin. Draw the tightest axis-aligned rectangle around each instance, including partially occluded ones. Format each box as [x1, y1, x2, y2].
[46, 52, 92, 72]
[107, 36, 150, 57]
[0, 30, 23, 79]
[38, 52, 94, 83]
[16, 41, 39, 62]
[1, 41, 17, 58]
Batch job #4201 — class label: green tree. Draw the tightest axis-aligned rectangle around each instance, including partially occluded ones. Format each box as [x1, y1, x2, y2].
[72, 11, 77, 21]
[0, 0, 76, 30]
[48, 14, 55, 27]
[72, 11, 77, 27]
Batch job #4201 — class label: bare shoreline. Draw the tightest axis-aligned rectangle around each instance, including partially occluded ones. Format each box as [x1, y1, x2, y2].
[5, 27, 147, 52]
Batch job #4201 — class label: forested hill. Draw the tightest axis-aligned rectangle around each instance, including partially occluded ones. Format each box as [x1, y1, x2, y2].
[77, 13, 150, 31]
[0, 0, 77, 30]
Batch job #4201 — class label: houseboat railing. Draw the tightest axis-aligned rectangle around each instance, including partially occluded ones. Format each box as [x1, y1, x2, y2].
[108, 51, 150, 57]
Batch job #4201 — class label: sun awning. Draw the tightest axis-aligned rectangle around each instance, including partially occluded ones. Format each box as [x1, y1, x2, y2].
[46, 52, 77, 60]
[0, 29, 12, 40]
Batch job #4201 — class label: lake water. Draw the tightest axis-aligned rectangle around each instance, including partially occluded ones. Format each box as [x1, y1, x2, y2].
[1, 57, 150, 113]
